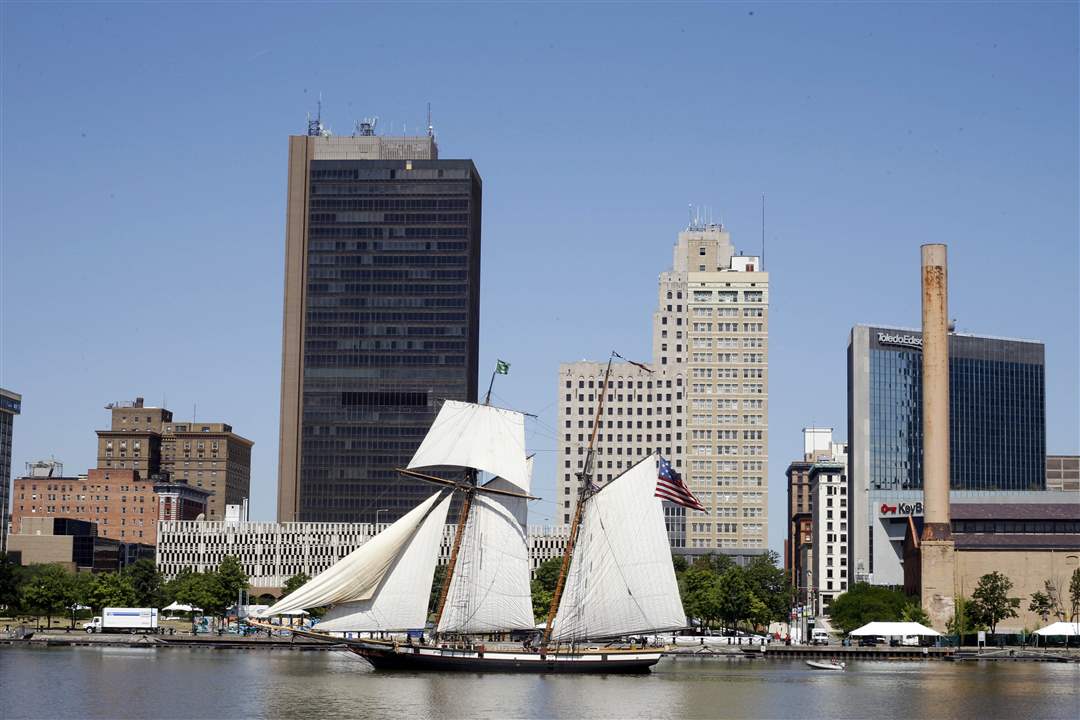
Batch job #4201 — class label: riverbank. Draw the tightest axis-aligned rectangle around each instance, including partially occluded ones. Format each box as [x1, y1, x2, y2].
[5, 631, 1077, 662]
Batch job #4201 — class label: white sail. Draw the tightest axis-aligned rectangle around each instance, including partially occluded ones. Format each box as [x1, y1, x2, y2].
[407, 400, 531, 493]
[316, 492, 452, 631]
[551, 455, 686, 641]
[436, 480, 535, 634]
[259, 491, 448, 618]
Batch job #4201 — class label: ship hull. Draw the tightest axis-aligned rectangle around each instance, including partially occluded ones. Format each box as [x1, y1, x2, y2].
[343, 638, 662, 673]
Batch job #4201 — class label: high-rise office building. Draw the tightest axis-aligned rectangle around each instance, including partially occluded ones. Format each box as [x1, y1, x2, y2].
[277, 121, 481, 524]
[847, 325, 1047, 584]
[1, 387, 22, 554]
[557, 223, 768, 557]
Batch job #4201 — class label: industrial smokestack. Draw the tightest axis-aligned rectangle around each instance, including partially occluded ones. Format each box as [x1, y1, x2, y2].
[921, 244, 951, 540]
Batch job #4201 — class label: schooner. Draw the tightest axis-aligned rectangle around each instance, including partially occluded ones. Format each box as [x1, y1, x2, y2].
[259, 358, 691, 672]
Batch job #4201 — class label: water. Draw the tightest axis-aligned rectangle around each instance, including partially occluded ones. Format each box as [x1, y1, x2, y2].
[1, 646, 1077, 719]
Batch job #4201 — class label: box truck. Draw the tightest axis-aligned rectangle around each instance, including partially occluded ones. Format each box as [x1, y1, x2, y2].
[84, 608, 159, 634]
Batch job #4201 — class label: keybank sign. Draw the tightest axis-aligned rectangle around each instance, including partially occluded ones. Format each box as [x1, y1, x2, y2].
[877, 332, 923, 350]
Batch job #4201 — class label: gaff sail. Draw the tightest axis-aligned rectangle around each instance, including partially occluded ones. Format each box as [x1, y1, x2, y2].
[407, 400, 531, 493]
[436, 478, 535, 634]
[551, 455, 687, 642]
[258, 491, 450, 624]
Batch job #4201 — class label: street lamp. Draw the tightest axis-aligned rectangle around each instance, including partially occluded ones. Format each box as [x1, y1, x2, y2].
[375, 508, 388, 528]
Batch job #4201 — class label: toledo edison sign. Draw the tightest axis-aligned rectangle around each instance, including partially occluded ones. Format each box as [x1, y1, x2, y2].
[877, 332, 923, 350]
[879, 501, 924, 516]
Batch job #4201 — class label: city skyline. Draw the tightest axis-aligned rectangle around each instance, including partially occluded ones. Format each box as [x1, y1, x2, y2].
[2, 3, 1077, 556]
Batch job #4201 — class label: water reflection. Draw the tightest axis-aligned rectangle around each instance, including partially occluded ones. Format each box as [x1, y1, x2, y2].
[1, 647, 1077, 720]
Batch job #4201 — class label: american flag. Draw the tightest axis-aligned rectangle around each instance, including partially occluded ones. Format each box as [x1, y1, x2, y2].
[654, 456, 706, 512]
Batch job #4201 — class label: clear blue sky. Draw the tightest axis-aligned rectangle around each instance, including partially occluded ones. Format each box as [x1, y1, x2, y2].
[2, 2, 1077, 555]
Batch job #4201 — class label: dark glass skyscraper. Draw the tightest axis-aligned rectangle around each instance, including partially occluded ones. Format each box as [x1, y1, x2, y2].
[278, 130, 480, 523]
[852, 327, 1045, 494]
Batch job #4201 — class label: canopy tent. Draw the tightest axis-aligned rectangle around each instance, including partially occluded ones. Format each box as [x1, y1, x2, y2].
[848, 621, 941, 637]
[1033, 622, 1080, 636]
[161, 602, 202, 613]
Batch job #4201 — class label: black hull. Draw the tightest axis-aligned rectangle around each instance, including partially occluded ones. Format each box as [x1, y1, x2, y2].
[346, 641, 661, 674]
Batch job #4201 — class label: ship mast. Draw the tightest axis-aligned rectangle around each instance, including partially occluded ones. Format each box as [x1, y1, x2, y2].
[543, 353, 615, 647]
[433, 367, 506, 635]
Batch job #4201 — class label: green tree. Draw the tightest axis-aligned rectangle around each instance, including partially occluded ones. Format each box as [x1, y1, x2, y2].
[281, 573, 310, 599]
[826, 583, 911, 634]
[20, 564, 76, 628]
[530, 558, 562, 622]
[744, 551, 787, 625]
[0, 554, 21, 612]
[126, 559, 164, 608]
[1069, 568, 1080, 622]
[900, 602, 931, 626]
[1028, 590, 1054, 623]
[429, 564, 448, 616]
[946, 596, 987, 636]
[716, 567, 753, 633]
[87, 572, 137, 611]
[216, 556, 248, 603]
[970, 571, 1020, 635]
[682, 565, 721, 628]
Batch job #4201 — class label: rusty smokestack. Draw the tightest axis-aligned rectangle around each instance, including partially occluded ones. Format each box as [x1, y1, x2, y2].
[920, 244, 951, 540]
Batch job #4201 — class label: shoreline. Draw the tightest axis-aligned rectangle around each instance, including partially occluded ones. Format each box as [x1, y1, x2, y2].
[4, 633, 1077, 662]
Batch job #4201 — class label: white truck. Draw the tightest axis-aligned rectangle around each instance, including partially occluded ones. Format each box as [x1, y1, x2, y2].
[84, 608, 159, 634]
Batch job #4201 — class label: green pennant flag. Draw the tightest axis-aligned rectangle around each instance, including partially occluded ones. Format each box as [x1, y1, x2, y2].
[495, 359, 510, 375]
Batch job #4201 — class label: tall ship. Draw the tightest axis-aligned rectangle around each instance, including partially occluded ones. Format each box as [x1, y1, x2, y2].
[260, 359, 693, 672]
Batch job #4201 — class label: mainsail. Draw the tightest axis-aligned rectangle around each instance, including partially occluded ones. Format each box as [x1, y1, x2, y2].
[551, 455, 687, 642]
[259, 491, 451, 629]
[407, 400, 531, 493]
[436, 478, 534, 634]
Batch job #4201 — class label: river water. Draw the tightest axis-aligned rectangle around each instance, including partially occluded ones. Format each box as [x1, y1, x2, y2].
[1, 646, 1077, 719]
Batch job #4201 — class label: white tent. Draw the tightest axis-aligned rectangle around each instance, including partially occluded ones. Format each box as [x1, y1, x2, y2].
[849, 621, 941, 637]
[162, 602, 202, 613]
[1034, 622, 1080, 636]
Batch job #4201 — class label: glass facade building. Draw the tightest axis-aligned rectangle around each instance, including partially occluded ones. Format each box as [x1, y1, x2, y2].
[862, 329, 1045, 493]
[0, 388, 21, 554]
[278, 134, 480, 524]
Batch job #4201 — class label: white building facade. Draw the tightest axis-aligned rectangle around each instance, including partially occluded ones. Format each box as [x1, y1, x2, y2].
[556, 224, 768, 556]
[157, 519, 569, 590]
[810, 456, 849, 616]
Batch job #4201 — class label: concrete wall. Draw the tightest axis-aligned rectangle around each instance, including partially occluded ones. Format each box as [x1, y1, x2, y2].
[955, 548, 1080, 631]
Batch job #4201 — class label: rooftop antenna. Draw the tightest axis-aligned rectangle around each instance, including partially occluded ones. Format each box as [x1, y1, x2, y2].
[307, 94, 329, 137]
[761, 192, 766, 270]
[427, 102, 434, 138]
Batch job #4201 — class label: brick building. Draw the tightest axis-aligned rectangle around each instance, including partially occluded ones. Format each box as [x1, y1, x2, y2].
[96, 398, 251, 519]
[10, 467, 209, 545]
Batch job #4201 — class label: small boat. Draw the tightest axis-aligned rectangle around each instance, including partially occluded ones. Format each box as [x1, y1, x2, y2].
[806, 660, 846, 671]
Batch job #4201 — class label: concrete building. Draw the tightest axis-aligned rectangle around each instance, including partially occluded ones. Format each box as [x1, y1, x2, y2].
[277, 120, 482, 525]
[11, 465, 209, 545]
[556, 222, 768, 557]
[157, 519, 569, 594]
[160, 421, 252, 520]
[904, 503, 1080, 631]
[1046, 455, 1079, 493]
[7, 517, 154, 572]
[847, 324, 1047, 586]
[786, 428, 846, 605]
[97, 398, 252, 520]
[809, 453, 849, 617]
[0, 388, 20, 554]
